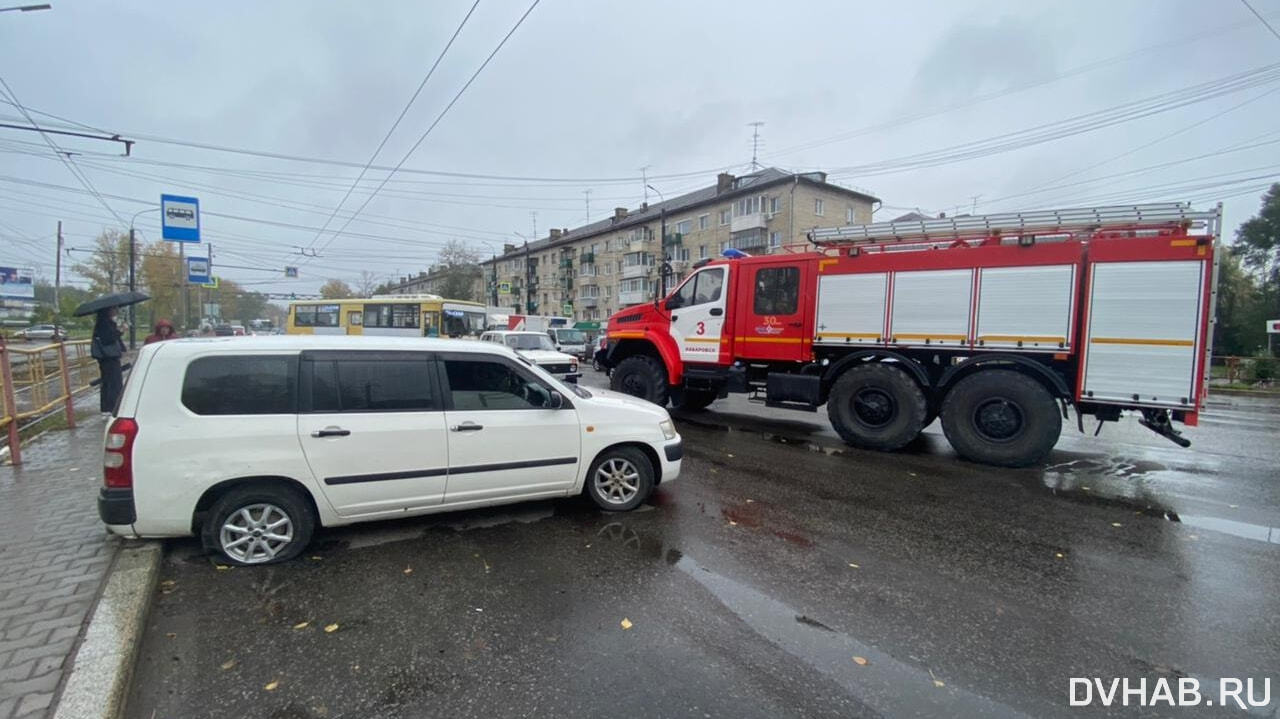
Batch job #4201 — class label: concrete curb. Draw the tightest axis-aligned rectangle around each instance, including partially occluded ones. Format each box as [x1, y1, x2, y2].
[52, 540, 162, 719]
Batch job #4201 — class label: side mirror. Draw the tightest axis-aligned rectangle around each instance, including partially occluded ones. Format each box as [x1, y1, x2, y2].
[548, 390, 564, 409]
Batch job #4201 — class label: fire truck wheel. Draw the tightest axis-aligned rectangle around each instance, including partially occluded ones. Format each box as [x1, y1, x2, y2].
[939, 369, 1061, 468]
[611, 355, 670, 406]
[826, 364, 927, 451]
[673, 388, 717, 411]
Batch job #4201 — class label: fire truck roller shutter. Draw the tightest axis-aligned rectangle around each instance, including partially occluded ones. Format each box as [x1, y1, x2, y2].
[815, 273, 887, 345]
[890, 270, 972, 347]
[975, 265, 1075, 351]
[1081, 260, 1205, 408]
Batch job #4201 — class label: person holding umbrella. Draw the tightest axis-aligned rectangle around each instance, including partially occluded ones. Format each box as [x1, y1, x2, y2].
[74, 291, 149, 415]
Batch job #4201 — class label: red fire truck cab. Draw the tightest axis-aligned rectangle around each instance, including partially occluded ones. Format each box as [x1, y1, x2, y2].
[601, 203, 1221, 467]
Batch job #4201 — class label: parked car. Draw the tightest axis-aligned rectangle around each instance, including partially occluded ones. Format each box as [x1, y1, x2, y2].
[212, 324, 235, 336]
[593, 336, 608, 372]
[478, 330, 581, 383]
[97, 335, 681, 565]
[231, 324, 247, 336]
[546, 327, 588, 359]
[15, 324, 66, 342]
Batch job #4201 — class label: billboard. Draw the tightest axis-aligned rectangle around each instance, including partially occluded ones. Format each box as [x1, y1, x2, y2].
[0, 267, 35, 300]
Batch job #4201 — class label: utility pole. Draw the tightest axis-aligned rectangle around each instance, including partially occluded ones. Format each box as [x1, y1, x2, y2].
[639, 166, 649, 203]
[179, 242, 187, 330]
[53, 220, 62, 317]
[583, 190, 591, 224]
[748, 121, 765, 171]
[970, 195, 981, 214]
[128, 226, 137, 348]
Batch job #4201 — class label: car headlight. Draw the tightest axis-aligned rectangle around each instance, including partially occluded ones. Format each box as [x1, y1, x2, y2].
[659, 419, 677, 440]
[571, 361, 578, 373]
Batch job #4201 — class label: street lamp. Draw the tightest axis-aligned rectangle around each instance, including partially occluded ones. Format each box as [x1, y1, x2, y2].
[0, 4, 51, 12]
[129, 206, 160, 349]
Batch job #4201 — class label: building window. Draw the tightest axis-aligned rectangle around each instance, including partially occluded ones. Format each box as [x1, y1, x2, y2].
[698, 245, 707, 259]
[815, 198, 825, 216]
[846, 207, 856, 223]
[769, 196, 780, 215]
[675, 247, 691, 262]
[770, 231, 782, 248]
[736, 196, 759, 216]
[698, 214, 709, 230]
[719, 209, 731, 226]
[673, 219, 692, 236]
[753, 266, 800, 315]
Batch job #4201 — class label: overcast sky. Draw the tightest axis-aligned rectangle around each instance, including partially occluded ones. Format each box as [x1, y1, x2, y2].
[1, 0, 1277, 299]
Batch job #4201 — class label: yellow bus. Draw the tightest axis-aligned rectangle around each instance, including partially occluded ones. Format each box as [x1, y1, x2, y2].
[286, 295, 487, 337]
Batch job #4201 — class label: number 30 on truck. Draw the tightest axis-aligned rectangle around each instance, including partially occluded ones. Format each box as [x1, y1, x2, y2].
[601, 202, 1221, 467]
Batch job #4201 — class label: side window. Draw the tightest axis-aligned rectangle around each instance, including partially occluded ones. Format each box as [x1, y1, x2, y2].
[444, 359, 554, 410]
[182, 356, 296, 415]
[693, 268, 724, 305]
[754, 267, 800, 315]
[670, 275, 697, 309]
[308, 358, 436, 412]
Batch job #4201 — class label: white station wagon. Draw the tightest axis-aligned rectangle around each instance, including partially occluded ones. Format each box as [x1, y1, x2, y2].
[98, 336, 682, 565]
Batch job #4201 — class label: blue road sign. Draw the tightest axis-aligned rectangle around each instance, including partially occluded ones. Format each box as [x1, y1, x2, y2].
[161, 194, 200, 242]
[187, 256, 210, 285]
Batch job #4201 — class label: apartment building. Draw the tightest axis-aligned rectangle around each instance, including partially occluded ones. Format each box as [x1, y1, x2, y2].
[481, 167, 878, 324]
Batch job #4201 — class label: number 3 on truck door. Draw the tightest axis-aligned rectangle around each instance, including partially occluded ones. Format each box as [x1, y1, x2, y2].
[666, 267, 727, 363]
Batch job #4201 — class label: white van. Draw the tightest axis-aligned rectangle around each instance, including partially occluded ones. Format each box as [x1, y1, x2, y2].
[98, 336, 682, 565]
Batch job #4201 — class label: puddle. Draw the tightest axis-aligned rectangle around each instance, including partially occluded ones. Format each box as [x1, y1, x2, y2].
[1174, 514, 1280, 545]
[674, 554, 1029, 717]
[720, 503, 816, 547]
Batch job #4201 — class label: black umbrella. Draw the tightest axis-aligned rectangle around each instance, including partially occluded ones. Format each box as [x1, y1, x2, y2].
[73, 291, 150, 317]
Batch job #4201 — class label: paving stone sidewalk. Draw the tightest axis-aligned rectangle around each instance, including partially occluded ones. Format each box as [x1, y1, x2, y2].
[0, 413, 118, 719]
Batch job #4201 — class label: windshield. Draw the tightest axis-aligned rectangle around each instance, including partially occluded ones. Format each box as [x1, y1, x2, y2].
[553, 329, 585, 344]
[505, 334, 556, 351]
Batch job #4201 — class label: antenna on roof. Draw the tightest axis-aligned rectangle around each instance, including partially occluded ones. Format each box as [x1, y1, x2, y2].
[639, 165, 650, 203]
[748, 121, 765, 171]
[582, 190, 591, 225]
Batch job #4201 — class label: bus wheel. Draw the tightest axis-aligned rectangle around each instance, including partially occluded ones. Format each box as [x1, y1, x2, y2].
[939, 369, 1061, 467]
[611, 356, 670, 406]
[826, 364, 927, 451]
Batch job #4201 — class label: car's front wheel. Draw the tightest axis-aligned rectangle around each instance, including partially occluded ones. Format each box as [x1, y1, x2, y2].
[202, 485, 315, 566]
[584, 446, 654, 511]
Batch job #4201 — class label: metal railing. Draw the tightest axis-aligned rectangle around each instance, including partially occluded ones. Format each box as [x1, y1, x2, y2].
[0, 338, 100, 464]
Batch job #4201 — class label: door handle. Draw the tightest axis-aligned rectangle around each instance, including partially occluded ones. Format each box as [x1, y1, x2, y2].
[311, 428, 351, 438]
[709, 308, 724, 316]
[450, 422, 484, 432]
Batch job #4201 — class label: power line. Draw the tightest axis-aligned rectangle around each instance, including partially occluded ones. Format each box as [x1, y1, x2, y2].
[310, 0, 543, 259]
[0, 75, 127, 227]
[1241, 0, 1280, 43]
[305, 0, 481, 253]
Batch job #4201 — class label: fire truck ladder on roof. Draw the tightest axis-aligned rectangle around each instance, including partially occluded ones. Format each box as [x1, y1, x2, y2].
[808, 202, 1221, 247]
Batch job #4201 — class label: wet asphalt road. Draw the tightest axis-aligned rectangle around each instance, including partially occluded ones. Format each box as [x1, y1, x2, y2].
[126, 372, 1280, 718]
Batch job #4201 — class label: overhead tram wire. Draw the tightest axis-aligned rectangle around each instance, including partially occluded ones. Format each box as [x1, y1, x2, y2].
[0, 75, 127, 226]
[1241, 0, 1280, 43]
[304, 0, 482, 255]
[307, 0, 543, 262]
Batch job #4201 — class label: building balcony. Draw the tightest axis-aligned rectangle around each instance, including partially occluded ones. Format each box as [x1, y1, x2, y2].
[559, 258, 574, 269]
[579, 252, 595, 264]
[577, 295, 599, 308]
[730, 212, 767, 233]
[621, 263, 652, 280]
[732, 228, 770, 250]
[628, 238, 650, 253]
[618, 289, 649, 305]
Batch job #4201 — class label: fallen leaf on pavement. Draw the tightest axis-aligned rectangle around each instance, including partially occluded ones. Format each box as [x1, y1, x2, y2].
[728, 520, 738, 526]
[403, 567, 413, 575]
[1054, 552, 1064, 559]
[214, 564, 231, 571]
[620, 618, 633, 630]
[1081, 486, 1091, 491]
[165, 632, 176, 639]
[934, 679, 945, 688]
[293, 621, 309, 630]
[848, 563, 860, 569]
[746, 498, 755, 503]
[264, 680, 279, 691]
[220, 659, 236, 671]
[726, 453, 734, 458]
[1111, 522, 1122, 528]
[1229, 504, 1239, 509]
[309, 556, 323, 561]
[324, 623, 339, 633]
[852, 656, 869, 666]
[159, 579, 176, 588]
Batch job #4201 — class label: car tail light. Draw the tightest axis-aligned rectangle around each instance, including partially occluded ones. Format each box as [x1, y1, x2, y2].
[103, 417, 138, 489]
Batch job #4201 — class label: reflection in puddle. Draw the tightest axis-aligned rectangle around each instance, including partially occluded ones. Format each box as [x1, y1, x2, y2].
[674, 555, 1029, 718]
[1175, 514, 1280, 545]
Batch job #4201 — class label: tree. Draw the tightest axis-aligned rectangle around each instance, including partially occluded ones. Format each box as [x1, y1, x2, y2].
[319, 278, 355, 299]
[138, 240, 183, 329]
[1227, 184, 1280, 356]
[1213, 251, 1265, 356]
[354, 271, 381, 298]
[435, 240, 483, 302]
[71, 229, 131, 295]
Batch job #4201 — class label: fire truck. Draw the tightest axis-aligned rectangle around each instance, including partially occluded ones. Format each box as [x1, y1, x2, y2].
[600, 202, 1221, 467]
